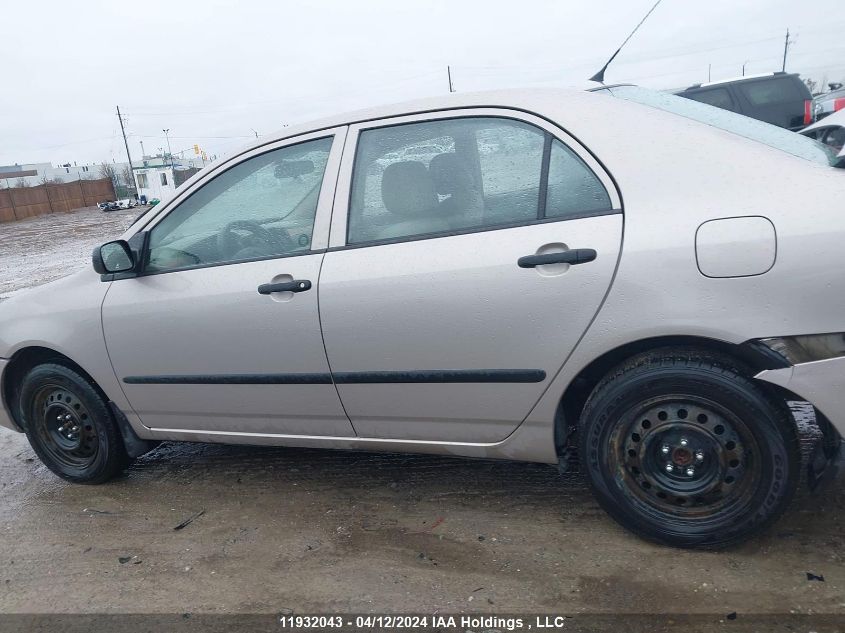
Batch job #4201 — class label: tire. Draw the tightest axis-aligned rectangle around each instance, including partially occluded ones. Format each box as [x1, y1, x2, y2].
[579, 348, 800, 548]
[20, 363, 129, 484]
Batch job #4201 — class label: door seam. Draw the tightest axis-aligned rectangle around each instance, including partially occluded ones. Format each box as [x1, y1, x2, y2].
[316, 127, 358, 435]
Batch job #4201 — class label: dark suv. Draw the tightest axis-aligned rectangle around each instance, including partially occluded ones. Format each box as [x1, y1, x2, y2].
[676, 72, 812, 130]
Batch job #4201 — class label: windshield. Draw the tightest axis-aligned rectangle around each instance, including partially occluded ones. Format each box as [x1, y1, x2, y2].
[604, 85, 841, 168]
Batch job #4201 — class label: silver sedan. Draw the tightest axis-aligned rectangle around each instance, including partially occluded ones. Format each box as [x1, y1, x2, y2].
[1, 85, 843, 548]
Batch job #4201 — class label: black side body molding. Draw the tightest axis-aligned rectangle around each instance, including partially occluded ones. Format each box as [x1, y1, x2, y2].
[123, 369, 547, 385]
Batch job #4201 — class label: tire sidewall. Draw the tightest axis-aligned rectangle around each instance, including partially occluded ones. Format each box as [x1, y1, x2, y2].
[21, 364, 124, 484]
[581, 362, 797, 547]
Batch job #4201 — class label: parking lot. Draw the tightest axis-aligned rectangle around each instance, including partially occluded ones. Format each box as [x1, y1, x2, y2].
[0, 207, 843, 629]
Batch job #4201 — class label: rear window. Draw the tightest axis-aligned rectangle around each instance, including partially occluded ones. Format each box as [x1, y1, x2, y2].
[606, 85, 840, 167]
[738, 77, 805, 106]
[684, 88, 736, 111]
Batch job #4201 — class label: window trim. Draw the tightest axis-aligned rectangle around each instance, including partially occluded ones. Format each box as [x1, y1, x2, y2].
[115, 127, 347, 279]
[329, 108, 621, 250]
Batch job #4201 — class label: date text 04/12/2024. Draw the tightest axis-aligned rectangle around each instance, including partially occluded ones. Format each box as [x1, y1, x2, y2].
[277, 615, 571, 630]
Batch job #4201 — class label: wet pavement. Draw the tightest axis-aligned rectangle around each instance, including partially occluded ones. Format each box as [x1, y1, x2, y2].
[0, 429, 842, 622]
[0, 206, 843, 627]
[0, 205, 137, 299]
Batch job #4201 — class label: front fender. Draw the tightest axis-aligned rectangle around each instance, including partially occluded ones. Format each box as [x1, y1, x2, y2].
[0, 270, 131, 418]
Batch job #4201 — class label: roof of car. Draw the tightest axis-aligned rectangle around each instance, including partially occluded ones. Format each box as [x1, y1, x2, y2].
[681, 71, 796, 91]
[815, 87, 845, 101]
[236, 84, 608, 156]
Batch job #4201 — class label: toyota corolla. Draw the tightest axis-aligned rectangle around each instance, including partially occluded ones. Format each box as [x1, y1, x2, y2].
[1, 85, 843, 548]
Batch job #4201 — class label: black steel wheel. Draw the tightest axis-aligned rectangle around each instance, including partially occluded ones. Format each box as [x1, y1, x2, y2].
[579, 348, 800, 548]
[21, 363, 129, 484]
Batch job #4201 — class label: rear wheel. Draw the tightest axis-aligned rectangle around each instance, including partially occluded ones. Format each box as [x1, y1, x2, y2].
[579, 348, 800, 548]
[20, 364, 129, 484]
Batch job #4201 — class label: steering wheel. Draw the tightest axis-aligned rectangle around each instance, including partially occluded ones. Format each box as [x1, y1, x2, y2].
[217, 220, 288, 260]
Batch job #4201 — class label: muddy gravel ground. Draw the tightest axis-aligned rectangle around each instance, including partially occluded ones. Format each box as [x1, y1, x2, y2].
[0, 207, 843, 631]
[0, 205, 138, 299]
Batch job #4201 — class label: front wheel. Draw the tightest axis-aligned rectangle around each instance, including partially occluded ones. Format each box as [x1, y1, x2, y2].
[20, 364, 129, 484]
[579, 349, 800, 548]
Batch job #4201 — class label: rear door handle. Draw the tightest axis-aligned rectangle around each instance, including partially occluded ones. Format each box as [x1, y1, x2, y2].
[257, 279, 312, 295]
[518, 249, 597, 268]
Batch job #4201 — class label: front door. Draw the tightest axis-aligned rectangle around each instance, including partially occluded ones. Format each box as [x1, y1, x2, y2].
[319, 112, 623, 442]
[102, 129, 355, 437]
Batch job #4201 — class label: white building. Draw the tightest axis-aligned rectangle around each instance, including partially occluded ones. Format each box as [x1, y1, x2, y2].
[133, 154, 204, 202]
[0, 162, 100, 187]
[1, 153, 206, 197]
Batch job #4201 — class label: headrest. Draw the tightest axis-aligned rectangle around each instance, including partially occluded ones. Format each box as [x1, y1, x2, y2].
[381, 161, 437, 218]
[429, 153, 474, 195]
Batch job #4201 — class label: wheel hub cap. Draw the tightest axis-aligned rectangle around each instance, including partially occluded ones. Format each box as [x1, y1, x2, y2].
[672, 447, 693, 466]
[614, 397, 758, 514]
[33, 386, 98, 469]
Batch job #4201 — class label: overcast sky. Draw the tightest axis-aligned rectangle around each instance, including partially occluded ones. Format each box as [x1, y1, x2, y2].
[2, 0, 843, 167]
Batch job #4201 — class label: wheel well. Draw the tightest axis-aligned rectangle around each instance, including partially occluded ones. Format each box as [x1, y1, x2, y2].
[556, 335, 791, 455]
[2, 346, 103, 431]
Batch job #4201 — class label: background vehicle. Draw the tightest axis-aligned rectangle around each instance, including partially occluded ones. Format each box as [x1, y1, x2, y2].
[812, 83, 845, 122]
[676, 72, 813, 130]
[0, 87, 843, 549]
[802, 108, 845, 158]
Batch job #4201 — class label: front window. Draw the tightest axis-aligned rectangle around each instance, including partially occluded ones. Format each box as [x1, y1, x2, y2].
[160, 172, 168, 186]
[606, 85, 840, 167]
[145, 136, 333, 273]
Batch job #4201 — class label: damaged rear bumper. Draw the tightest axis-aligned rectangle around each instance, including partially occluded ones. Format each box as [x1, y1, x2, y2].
[756, 355, 845, 486]
[756, 356, 845, 438]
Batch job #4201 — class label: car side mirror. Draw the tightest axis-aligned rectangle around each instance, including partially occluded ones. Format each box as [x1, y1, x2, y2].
[92, 240, 135, 274]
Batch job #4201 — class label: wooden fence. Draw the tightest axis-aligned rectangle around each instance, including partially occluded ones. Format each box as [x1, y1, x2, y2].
[0, 178, 115, 223]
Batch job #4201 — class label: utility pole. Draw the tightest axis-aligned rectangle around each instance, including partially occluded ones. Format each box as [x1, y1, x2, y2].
[139, 140, 145, 159]
[447, 65, 454, 93]
[742, 60, 749, 76]
[163, 129, 174, 169]
[782, 28, 791, 72]
[116, 106, 137, 196]
[708, 63, 711, 82]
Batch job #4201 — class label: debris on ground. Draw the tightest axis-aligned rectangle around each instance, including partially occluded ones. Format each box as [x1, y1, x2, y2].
[173, 510, 205, 531]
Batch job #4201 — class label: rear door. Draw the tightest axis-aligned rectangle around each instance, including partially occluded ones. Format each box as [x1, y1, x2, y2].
[318, 110, 623, 442]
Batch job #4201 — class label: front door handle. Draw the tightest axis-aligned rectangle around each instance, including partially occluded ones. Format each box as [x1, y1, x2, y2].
[518, 249, 597, 268]
[257, 279, 312, 295]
